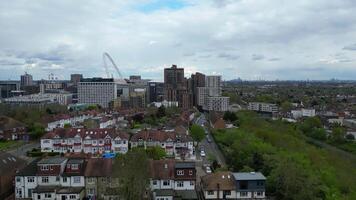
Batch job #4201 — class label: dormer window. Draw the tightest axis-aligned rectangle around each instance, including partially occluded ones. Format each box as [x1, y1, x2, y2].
[41, 165, 49, 171]
[71, 164, 79, 170]
[189, 170, 193, 175]
[177, 170, 184, 176]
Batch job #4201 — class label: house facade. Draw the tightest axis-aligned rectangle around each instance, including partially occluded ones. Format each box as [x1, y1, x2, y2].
[201, 172, 266, 200]
[41, 128, 129, 155]
[149, 160, 197, 200]
[130, 129, 195, 159]
[46, 114, 93, 131]
[15, 157, 86, 200]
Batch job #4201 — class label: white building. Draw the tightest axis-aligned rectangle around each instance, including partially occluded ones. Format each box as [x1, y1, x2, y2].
[46, 114, 93, 131]
[41, 128, 129, 155]
[205, 96, 230, 112]
[78, 78, 128, 108]
[291, 109, 316, 119]
[197, 75, 229, 111]
[248, 102, 279, 113]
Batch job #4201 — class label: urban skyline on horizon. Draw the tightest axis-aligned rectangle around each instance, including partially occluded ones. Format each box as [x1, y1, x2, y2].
[1, 0, 356, 81]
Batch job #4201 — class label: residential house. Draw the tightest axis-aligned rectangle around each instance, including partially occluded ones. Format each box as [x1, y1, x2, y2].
[130, 129, 195, 159]
[0, 116, 28, 141]
[201, 172, 236, 199]
[233, 172, 266, 199]
[149, 159, 197, 200]
[84, 158, 120, 200]
[15, 157, 86, 200]
[41, 128, 129, 155]
[0, 153, 26, 200]
[46, 114, 93, 131]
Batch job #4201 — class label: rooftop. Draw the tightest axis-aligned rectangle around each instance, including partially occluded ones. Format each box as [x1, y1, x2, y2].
[232, 172, 266, 181]
[37, 157, 67, 165]
[175, 162, 195, 169]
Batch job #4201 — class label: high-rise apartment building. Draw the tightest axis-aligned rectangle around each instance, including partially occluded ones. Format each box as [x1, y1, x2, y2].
[70, 74, 83, 86]
[148, 82, 164, 103]
[20, 72, 33, 87]
[190, 72, 205, 106]
[78, 78, 128, 108]
[164, 65, 191, 109]
[197, 75, 229, 111]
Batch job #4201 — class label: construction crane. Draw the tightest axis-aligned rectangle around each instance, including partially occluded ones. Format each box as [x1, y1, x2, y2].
[103, 52, 124, 79]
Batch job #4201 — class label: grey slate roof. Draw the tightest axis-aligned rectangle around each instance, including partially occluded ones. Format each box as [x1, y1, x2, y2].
[66, 158, 84, 164]
[232, 172, 266, 181]
[175, 162, 195, 169]
[16, 159, 40, 176]
[37, 157, 67, 165]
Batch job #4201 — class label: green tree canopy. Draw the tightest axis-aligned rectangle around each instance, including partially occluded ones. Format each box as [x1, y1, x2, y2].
[145, 146, 167, 160]
[190, 124, 205, 145]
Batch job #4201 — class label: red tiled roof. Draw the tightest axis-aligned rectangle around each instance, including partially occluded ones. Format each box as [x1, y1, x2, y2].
[85, 158, 112, 177]
[131, 129, 175, 142]
[42, 128, 129, 140]
[149, 159, 176, 179]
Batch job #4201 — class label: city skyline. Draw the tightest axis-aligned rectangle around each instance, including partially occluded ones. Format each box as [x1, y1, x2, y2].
[1, 0, 356, 81]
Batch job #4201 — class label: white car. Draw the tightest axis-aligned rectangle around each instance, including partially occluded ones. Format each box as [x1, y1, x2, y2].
[200, 150, 206, 157]
[205, 166, 212, 174]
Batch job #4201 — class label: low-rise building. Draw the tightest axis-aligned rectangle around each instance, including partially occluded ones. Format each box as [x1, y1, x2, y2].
[0, 116, 29, 141]
[149, 159, 197, 200]
[130, 129, 195, 159]
[41, 128, 129, 155]
[46, 114, 94, 131]
[201, 172, 266, 200]
[248, 102, 278, 113]
[15, 157, 86, 200]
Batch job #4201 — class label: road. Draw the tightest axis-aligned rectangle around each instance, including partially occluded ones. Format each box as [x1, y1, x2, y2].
[194, 113, 226, 175]
[1, 141, 40, 163]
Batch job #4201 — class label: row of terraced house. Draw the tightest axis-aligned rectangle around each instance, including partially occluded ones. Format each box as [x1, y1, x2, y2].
[40, 127, 195, 159]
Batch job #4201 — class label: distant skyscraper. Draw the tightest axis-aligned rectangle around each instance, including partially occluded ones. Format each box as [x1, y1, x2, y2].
[148, 82, 164, 103]
[164, 65, 190, 109]
[70, 74, 83, 86]
[190, 72, 206, 106]
[20, 72, 33, 87]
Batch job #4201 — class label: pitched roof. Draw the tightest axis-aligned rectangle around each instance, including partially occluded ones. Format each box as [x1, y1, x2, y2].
[149, 159, 175, 180]
[84, 158, 112, 177]
[16, 159, 39, 176]
[131, 129, 176, 142]
[201, 172, 235, 191]
[175, 162, 195, 169]
[0, 152, 26, 176]
[37, 157, 67, 165]
[232, 172, 266, 181]
[42, 128, 129, 140]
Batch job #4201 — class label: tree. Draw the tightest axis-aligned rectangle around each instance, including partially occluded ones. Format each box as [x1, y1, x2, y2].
[346, 134, 355, 140]
[190, 124, 205, 145]
[156, 105, 166, 118]
[330, 126, 346, 143]
[281, 101, 293, 113]
[29, 123, 45, 139]
[223, 111, 237, 122]
[145, 146, 166, 160]
[63, 123, 71, 129]
[112, 149, 149, 199]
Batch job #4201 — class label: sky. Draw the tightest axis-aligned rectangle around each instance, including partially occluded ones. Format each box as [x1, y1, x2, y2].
[0, 0, 356, 81]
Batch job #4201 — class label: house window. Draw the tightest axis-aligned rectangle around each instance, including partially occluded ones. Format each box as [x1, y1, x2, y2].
[71, 164, 79, 170]
[42, 177, 49, 183]
[70, 195, 76, 199]
[16, 188, 22, 198]
[223, 190, 231, 195]
[88, 188, 95, 195]
[239, 180, 248, 190]
[88, 177, 95, 183]
[190, 181, 194, 186]
[177, 170, 184, 175]
[56, 176, 60, 182]
[163, 180, 170, 186]
[45, 193, 52, 198]
[28, 177, 35, 183]
[188, 170, 193, 175]
[63, 177, 67, 182]
[16, 177, 21, 182]
[257, 181, 264, 186]
[240, 192, 248, 197]
[207, 191, 214, 195]
[257, 191, 263, 196]
[177, 181, 184, 187]
[73, 176, 81, 183]
[41, 165, 49, 171]
[152, 180, 157, 185]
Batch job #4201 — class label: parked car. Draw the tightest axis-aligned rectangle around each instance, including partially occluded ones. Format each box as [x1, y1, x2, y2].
[205, 166, 212, 174]
[200, 150, 206, 157]
[207, 137, 212, 143]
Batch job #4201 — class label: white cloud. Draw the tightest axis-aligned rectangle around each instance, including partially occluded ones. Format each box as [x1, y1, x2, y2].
[0, 0, 356, 80]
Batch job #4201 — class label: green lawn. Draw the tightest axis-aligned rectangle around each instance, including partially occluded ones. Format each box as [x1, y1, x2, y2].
[0, 140, 24, 151]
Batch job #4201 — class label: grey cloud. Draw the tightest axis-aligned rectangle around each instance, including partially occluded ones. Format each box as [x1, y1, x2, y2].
[218, 53, 239, 60]
[252, 54, 264, 61]
[268, 58, 281, 62]
[343, 43, 356, 51]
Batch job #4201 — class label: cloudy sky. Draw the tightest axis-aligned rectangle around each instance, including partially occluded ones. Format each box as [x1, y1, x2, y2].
[1, 0, 356, 81]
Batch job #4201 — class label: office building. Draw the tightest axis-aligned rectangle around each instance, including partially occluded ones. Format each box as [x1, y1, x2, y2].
[70, 74, 83, 86]
[0, 81, 20, 99]
[148, 82, 164, 103]
[20, 72, 33, 87]
[78, 78, 127, 108]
